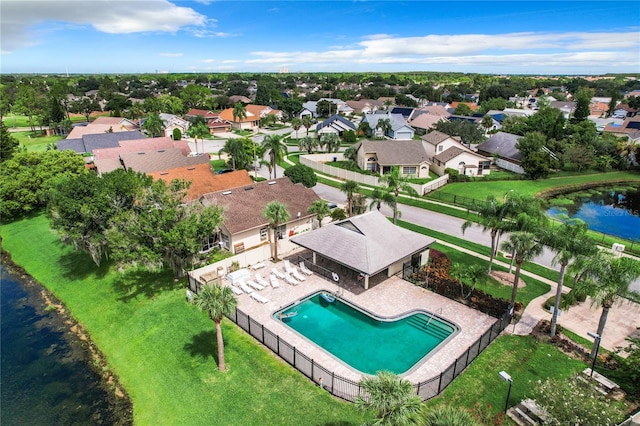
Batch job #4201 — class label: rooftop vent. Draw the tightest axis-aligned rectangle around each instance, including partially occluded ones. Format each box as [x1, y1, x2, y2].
[268, 181, 277, 185]
[187, 167, 195, 170]
[244, 186, 254, 191]
[222, 191, 232, 195]
[160, 172, 169, 175]
[137, 152, 145, 155]
[157, 150, 165, 153]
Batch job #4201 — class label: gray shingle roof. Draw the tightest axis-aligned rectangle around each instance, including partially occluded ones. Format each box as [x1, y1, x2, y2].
[119, 148, 210, 173]
[476, 132, 522, 162]
[57, 138, 85, 152]
[421, 130, 454, 146]
[316, 114, 357, 131]
[57, 130, 146, 154]
[359, 140, 430, 166]
[291, 211, 435, 275]
[199, 177, 320, 235]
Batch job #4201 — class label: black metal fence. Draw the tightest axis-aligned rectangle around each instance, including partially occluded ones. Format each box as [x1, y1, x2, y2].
[227, 304, 512, 402]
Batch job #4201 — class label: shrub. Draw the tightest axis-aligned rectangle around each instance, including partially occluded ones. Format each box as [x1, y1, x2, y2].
[284, 164, 317, 188]
[172, 128, 182, 140]
[343, 130, 356, 143]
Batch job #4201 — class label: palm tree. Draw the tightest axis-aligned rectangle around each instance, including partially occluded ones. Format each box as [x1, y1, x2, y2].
[378, 166, 418, 225]
[261, 134, 288, 179]
[263, 201, 290, 261]
[142, 113, 164, 137]
[450, 263, 487, 300]
[188, 122, 210, 154]
[298, 136, 317, 154]
[191, 283, 238, 372]
[481, 115, 494, 133]
[461, 196, 509, 273]
[368, 187, 395, 212]
[358, 120, 372, 137]
[322, 133, 341, 153]
[218, 138, 247, 169]
[501, 231, 544, 310]
[291, 117, 302, 139]
[377, 118, 392, 138]
[574, 253, 640, 357]
[307, 200, 331, 228]
[340, 180, 360, 217]
[540, 218, 595, 337]
[421, 405, 478, 426]
[232, 102, 247, 129]
[259, 158, 273, 179]
[355, 371, 423, 426]
[301, 115, 313, 136]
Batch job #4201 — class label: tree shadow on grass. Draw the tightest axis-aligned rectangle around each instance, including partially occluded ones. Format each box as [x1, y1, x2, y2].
[183, 330, 219, 364]
[57, 245, 110, 281]
[112, 268, 178, 302]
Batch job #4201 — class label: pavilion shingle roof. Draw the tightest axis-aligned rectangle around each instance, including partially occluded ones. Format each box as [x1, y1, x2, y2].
[291, 211, 435, 276]
[421, 130, 454, 146]
[199, 177, 320, 235]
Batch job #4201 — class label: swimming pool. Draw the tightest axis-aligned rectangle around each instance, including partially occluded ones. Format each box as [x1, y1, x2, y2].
[274, 291, 458, 375]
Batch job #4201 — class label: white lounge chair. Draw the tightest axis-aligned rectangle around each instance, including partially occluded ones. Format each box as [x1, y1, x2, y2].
[299, 261, 313, 275]
[284, 260, 296, 274]
[247, 279, 264, 291]
[250, 292, 269, 304]
[238, 279, 253, 294]
[291, 270, 306, 282]
[269, 274, 281, 288]
[272, 268, 286, 279]
[230, 286, 243, 296]
[255, 273, 269, 288]
[284, 274, 299, 286]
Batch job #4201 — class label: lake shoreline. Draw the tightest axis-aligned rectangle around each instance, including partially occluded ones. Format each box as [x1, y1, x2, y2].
[1, 248, 134, 425]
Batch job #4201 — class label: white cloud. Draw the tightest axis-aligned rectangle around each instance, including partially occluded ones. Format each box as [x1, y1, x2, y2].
[160, 52, 183, 57]
[1, 0, 207, 53]
[191, 30, 238, 38]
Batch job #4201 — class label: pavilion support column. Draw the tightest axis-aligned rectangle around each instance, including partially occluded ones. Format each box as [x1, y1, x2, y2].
[312, 252, 317, 264]
[364, 275, 369, 290]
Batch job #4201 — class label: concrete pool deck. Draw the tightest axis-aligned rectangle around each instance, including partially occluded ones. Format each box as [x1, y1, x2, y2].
[229, 259, 497, 384]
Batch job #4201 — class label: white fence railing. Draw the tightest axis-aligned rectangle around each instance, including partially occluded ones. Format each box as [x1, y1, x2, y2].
[300, 154, 449, 195]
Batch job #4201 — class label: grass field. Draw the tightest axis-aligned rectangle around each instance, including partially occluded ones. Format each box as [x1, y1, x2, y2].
[0, 214, 366, 425]
[433, 170, 640, 201]
[12, 131, 63, 152]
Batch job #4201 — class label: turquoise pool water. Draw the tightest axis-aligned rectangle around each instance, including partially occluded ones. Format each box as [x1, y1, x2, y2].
[275, 292, 458, 375]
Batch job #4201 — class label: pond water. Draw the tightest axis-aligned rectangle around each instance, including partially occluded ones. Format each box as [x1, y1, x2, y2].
[547, 186, 640, 242]
[0, 263, 131, 425]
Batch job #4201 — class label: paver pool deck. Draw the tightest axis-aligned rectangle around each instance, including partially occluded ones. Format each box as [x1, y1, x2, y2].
[228, 259, 497, 384]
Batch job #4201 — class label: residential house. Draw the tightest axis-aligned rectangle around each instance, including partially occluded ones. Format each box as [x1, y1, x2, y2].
[159, 113, 190, 138]
[362, 112, 415, 140]
[92, 136, 191, 174]
[229, 95, 252, 104]
[422, 131, 491, 176]
[66, 116, 139, 139]
[602, 116, 640, 138]
[219, 104, 282, 131]
[148, 164, 254, 201]
[315, 114, 357, 136]
[345, 99, 384, 114]
[300, 98, 354, 118]
[588, 102, 609, 118]
[448, 102, 480, 114]
[390, 107, 415, 120]
[550, 101, 576, 119]
[199, 177, 321, 254]
[185, 109, 218, 121]
[118, 148, 211, 174]
[57, 130, 146, 154]
[354, 139, 431, 177]
[408, 113, 449, 135]
[476, 132, 525, 174]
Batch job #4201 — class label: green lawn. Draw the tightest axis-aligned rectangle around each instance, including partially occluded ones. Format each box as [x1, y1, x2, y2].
[12, 131, 64, 152]
[433, 170, 640, 201]
[424, 334, 586, 418]
[0, 215, 366, 425]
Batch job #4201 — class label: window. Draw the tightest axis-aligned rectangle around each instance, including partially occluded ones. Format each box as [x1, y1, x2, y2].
[276, 224, 286, 239]
[201, 235, 217, 253]
[260, 227, 268, 241]
[403, 166, 416, 175]
[438, 145, 444, 152]
[220, 233, 229, 249]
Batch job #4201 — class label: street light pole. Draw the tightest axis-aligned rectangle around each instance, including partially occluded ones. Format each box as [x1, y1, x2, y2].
[588, 331, 601, 378]
[499, 371, 513, 414]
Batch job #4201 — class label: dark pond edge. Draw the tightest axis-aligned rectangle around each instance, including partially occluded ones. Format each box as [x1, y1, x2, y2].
[1, 248, 134, 425]
[535, 179, 640, 200]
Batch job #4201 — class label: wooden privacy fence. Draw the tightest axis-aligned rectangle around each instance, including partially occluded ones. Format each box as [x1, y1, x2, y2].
[227, 306, 512, 402]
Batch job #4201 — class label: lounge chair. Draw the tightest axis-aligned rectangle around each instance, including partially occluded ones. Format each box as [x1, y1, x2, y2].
[272, 268, 286, 279]
[255, 273, 269, 288]
[284, 273, 299, 286]
[250, 292, 269, 304]
[299, 261, 313, 275]
[230, 286, 243, 296]
[247, 279, 264, 291]
[284, 260, 296, 274]
[291, 270, 306, 282]
[238, 279, 254, 294]
[270, 274, 281, 288]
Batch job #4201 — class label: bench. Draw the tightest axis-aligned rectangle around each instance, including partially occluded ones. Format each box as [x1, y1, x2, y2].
[582, 368, 619, 394]
[514, 407, 537, 426]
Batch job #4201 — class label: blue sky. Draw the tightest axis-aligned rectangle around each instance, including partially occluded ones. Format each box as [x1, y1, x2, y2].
[2, 1, 639, 75]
